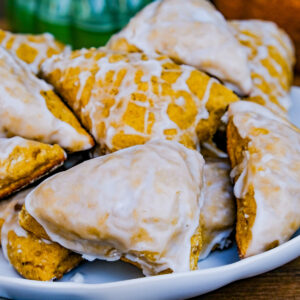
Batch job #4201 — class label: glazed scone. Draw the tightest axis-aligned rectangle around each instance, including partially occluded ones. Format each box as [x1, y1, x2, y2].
[1, 189, 34, 245]
[24, 140, 204, 275]
[227, 101, 300, 258]
[0, 47, 94, 152]
[230, 20, 295, 117]
[0, 189, 82, 281]
[199, 159, 235, 259]
[107, 0, 252, 95]
[0, 136, 66, 200]
[0, 29, 69, 74]
[41, 48, 238, 152]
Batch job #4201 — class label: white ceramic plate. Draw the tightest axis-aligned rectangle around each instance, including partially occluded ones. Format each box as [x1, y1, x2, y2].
[0, 87, 300, 300]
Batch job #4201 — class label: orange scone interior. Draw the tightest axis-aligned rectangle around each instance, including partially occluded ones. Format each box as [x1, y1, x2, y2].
[19, 205, 50, 240]
[0, 47, 94, 152]
[24, 140, 205, 275]
[0, 136, 66, 200]
[227, 101, 300, 257]
[0, 189, 82, 281]
[227, 118, 256, 256]
[41, 48, 238, 153]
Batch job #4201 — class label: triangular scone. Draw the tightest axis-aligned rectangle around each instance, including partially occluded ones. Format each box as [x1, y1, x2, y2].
[0, 136, 66, 200]
[0, 189, 82, 281]
[24, 140, 204, 275]
[227, 101, 300, 258]
[41, 48, 238, 153]
[0, 47, 94, 152]
[107, 0, 252, 95]
[199, 159, 235, 259]
[0, 29, 69, 74]
[230, 20, 295, 117]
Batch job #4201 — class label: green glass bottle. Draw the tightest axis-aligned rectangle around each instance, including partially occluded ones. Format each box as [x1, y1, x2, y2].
[36, 0, 72, 45]
[5, 0, 15, 31]
[72, 0, 117, 49]
[72, 0, 154, 49]
[11, 0, 37, 33]
[107, 0, 153, 28]
[5, 0, 154, 49]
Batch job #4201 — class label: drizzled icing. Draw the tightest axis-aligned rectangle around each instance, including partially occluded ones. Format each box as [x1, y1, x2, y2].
[41, 47, 238, 153]
[228, 101, 300, 257]
[107, 0, 252, 95]
[0, 29, 70, 74]
[25, 140, 204, 275]
[230, 20, 295, 116]
[200, 159, 234, 259]
[0, 47, 94, 152]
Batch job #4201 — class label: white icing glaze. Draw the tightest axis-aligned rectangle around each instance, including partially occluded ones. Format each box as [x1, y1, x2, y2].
[25, 140, 205, 275]
[0, 47, 93, 152]
[0, 136, 65, 161]
[230, 20, 295, 116]
[199, 159, 234, 259]
[0, 30, 70, 74]
[228, 101, 300, 257]
[41, 47, 237, 152]
[107, 0, 252, 95]
[0, 137, 28, 160]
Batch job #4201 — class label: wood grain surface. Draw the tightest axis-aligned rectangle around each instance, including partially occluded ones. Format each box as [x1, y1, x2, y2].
[191, 257, 300, 299]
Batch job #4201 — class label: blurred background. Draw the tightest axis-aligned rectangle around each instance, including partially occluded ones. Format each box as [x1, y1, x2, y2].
[0, 0, 154, 49]
[0, 0, 299, 71]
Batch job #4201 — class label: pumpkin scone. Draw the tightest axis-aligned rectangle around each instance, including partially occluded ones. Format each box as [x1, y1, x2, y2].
[0, 47, 94, 152]
[23, 140, 204, 275]
[0, 29, 69, 74]
[199, 158, 235, 259]
[0, 136, 66, 200]
[230, 20, 295, 117]
[227, 101, 300, 258]
[107, 0, 252, 95]
[0, 189, 82, 281]
[41, 47, 238, 153]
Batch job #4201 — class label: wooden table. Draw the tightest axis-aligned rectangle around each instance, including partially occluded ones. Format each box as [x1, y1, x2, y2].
[193, 257, 300, 299]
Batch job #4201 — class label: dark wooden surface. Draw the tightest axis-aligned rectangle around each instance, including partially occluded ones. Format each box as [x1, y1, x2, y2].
[192, 257, 300, 299]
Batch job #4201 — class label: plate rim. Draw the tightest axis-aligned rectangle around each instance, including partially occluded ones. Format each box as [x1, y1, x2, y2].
[0, 233, 299, 289]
